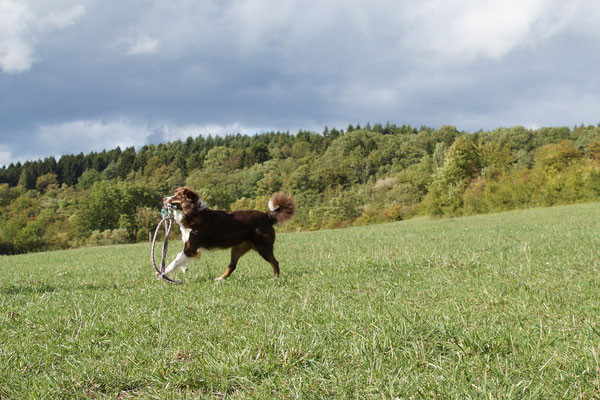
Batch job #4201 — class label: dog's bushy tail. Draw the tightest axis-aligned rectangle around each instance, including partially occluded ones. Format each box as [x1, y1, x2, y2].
[268, 192, 296, 224]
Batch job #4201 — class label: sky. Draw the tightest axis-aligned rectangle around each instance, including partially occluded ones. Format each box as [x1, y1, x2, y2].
[1, 0, 600, 166]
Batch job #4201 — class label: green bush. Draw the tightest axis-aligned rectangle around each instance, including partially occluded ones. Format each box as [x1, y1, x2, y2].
[85, 229, 130, 247]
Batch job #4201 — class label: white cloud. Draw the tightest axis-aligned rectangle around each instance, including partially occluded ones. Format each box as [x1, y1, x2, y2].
[2, 0, 594, 75]
[159, 123, 262, 141]
[0, 144, 13, 166]
[36, 119, 151, 154]
[0, 0, 35, 73]
[437, 88, 600, 131]
[2, 118, 261, 164]
[340, 84, 399, 110]
[0, 0, 85, 74]
[2, 0, 600, 165]
[125, 34, 159, 55]
[404, 0, 579, 62]
[116, 0, 592, 71]
[41, 4, 85, 29]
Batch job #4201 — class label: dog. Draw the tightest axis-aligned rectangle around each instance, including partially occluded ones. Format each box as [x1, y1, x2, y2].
[161, 187, 295, 280]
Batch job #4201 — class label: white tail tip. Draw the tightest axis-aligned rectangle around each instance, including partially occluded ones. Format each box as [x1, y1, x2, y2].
[268, 199, 280, 211]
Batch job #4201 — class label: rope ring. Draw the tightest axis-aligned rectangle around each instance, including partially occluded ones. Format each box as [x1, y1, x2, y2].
[151, 215, 183, 285]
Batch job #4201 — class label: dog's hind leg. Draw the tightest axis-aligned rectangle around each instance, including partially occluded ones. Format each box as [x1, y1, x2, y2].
[256, 246, 280, 277]
[216, 242, 252, 281]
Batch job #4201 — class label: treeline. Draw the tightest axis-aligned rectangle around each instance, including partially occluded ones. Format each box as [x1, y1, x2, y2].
[1, 123, 600, 254]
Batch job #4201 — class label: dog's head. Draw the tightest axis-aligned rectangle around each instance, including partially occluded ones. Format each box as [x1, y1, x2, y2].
[163, 187, 206, 213]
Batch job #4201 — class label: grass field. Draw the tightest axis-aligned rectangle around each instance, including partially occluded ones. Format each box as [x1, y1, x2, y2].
[1, 203, 600, 399]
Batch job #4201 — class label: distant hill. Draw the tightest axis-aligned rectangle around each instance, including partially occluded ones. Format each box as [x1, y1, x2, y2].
[1, 123, 599, 254]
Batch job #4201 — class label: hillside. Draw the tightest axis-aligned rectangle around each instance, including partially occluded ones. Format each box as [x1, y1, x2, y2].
[1, 202, 599, 398]
[2, 124, 600, 255]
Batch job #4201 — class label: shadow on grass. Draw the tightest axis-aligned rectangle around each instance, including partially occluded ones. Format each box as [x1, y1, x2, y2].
[1, 270, 304, 295]
[1, 281, 130, 295]
[191, 270, 307, 287]
[0, 283, 57, 295]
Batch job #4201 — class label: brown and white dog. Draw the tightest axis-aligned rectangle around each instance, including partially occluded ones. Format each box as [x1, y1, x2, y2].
[161, 187, 295, 280]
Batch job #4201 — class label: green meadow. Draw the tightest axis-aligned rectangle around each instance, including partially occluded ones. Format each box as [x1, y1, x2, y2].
[1, 202, 600, 399]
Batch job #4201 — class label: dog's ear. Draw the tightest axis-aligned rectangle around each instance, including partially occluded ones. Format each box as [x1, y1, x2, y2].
[174, 187, 187, 199]
[184, 188, 198, 202]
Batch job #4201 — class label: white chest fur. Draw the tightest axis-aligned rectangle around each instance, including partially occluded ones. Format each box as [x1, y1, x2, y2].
[171, 210, 191, 243]
[172, 209, 184, 224]
[180, 226, 192, 243]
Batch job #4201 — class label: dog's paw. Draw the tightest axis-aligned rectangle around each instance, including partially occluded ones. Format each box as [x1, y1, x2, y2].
[181, 266, 187, 274]
[214, 276, 224, 282]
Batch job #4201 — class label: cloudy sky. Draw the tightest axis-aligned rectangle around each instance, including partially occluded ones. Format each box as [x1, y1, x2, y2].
[1, 0, 599, 165]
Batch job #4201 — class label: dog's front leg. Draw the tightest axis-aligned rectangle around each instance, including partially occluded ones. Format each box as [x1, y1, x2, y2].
[161, 251, 189, 277]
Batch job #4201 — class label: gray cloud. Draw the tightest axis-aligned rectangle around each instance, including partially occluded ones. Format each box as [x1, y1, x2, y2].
[1, 0, 599, 165]
[0, 0, 85, 73]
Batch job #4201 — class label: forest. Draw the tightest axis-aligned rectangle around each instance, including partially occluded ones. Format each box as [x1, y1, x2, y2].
[1, 123, 599, 254]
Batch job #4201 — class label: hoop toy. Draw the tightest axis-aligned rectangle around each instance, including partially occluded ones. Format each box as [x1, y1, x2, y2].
[151, 206, 183, 284]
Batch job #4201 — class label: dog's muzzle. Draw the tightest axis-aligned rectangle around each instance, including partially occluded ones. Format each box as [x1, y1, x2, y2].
[163, 201, 180, 210]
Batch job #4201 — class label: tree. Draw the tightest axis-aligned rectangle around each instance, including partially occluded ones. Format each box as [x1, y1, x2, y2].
[13, 223, 43, 252]
[77, 169, 101, 189]
[204, 146, 236, 171]
[0, 183, 19, 206]
[322, 130, 383, 185]
[116, 147, 136, 179]
[18, 164, 38, 189]
[255, 165, 282, 196]
[0, 163, 22, 186]
[73, 181, 160, 237]
[135, 206, 160, 241]
[74, 181, 121, 236]
[100, 162, 119, 180]
[432, 142, 447, 170]
[435, 138, 481, 184]
[173, 153, 188, 175]
[58, 154, 85, 186]
[535, 140, 581, 173]
[586, 141, 600, 160]
[477, 139, 515, 171]
[35, 173, 58, 192]
[243, 142, 269, 167]
[421, 138, 481, 216]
